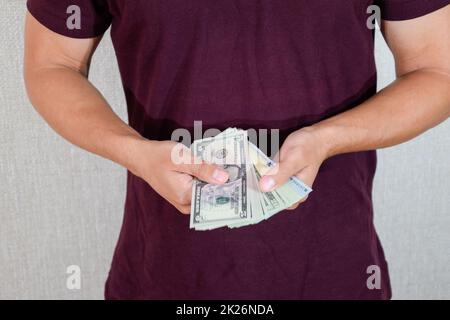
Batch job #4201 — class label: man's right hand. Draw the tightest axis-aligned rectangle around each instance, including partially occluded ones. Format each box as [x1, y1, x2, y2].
[132, 140, 229, 214]
[24, 14, 228, 216]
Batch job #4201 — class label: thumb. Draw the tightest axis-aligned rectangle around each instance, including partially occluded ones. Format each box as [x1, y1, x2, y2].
[180, 161, 229, 185]
[171, 143, 229, 184]
[259, 159, 299, 192]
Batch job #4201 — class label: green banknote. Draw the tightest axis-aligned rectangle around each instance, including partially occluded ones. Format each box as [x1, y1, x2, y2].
[190, 128, 312, 231]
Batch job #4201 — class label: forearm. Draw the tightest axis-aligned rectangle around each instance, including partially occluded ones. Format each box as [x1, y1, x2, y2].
[25, 66, 146, 173]
[312, 69, 450, 158]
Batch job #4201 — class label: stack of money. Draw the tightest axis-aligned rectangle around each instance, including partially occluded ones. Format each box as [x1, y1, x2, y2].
[190, 128, 312, 231]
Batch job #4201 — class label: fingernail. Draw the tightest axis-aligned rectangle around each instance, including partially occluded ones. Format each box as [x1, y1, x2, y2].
[213, 169, 228, 183]
[261, 177, 276, 192]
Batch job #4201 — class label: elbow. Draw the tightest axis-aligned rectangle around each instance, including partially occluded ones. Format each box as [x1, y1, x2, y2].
[23, 59, 39, 110]
[23, 61, 48, 115]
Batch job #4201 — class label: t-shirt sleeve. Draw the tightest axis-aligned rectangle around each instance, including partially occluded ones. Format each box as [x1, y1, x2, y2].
[27, 0, 112, 38]
[376, 0, 449, 21]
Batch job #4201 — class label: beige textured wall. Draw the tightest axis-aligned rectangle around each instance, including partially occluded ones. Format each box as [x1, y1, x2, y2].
[1, 1, 449, 299]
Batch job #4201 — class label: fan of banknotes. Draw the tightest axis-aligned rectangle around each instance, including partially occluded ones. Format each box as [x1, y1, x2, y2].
[190, 128, 312, 231]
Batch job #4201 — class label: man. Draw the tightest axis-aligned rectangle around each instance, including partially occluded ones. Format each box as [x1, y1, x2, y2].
[24, 0, 449, 299]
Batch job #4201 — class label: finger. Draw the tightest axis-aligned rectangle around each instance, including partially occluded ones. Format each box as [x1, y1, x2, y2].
[299, 195, 309, 203]
[174, 191, 191, 206]
[296, 165, 320, 188]
[271, 151, 281, 163]
[286, 193, 310, 211]
[170, 173, 193, 205]
[259, 159, 301, 192]
[185, 162, 229, 184]
[171, 144, 229, 185]
[286, 202, 300, 210]
[174, 204, 191, 215]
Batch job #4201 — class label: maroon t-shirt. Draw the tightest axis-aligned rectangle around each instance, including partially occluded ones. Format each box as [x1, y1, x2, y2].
[28, 0, 449, 299]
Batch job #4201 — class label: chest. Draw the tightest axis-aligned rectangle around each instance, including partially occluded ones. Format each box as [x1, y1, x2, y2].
[108, 0, 375, 37]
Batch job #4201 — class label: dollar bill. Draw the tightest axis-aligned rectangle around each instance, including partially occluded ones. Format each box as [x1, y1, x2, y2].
[190, 128, 312, 231]
[190, 130, 251, 230]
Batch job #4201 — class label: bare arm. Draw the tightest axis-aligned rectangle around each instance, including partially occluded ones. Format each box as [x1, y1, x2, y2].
[260, 6, 450, 199]
[24, 12, 145, 172]
[315, 5, 450, 157]
[24, 12, 227, 214]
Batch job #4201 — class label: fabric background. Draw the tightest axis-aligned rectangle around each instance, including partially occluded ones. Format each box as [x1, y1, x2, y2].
[0, 1, 449, 299]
